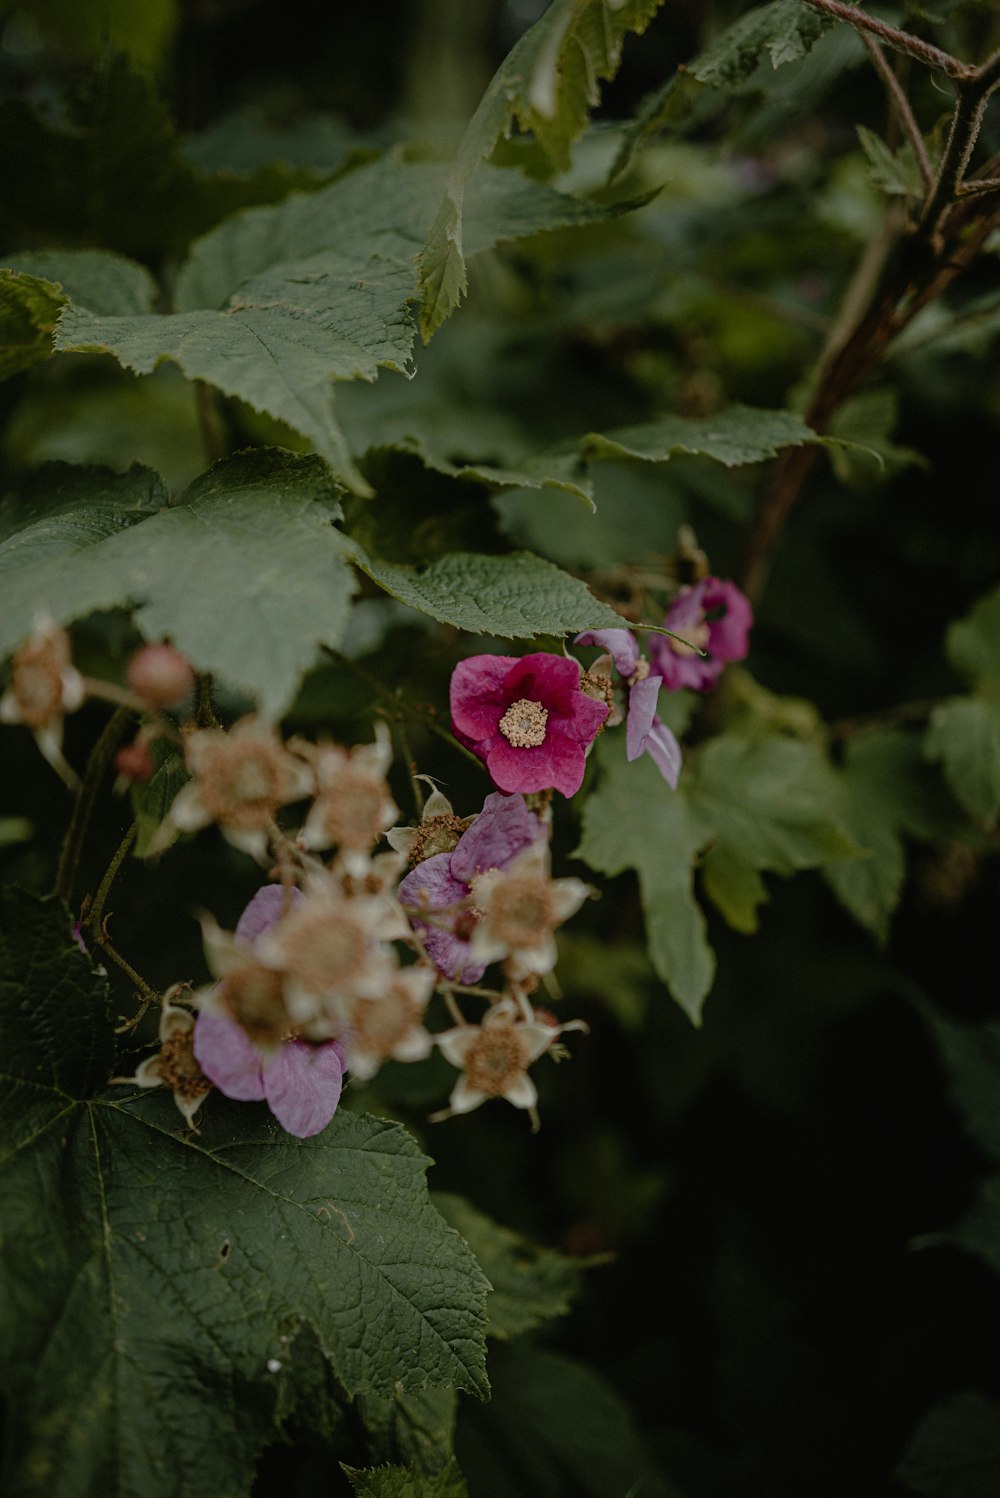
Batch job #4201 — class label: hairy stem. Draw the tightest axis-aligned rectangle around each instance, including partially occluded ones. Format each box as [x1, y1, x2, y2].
[801, 0, 974, 79]
[54, 705, 134, 902]
[861, 34, 933, 189]
[85, 821, 138, 937]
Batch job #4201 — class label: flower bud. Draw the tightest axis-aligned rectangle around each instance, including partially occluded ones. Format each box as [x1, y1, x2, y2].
[126, 643, 194, 708]
[115, 739, 155, 783]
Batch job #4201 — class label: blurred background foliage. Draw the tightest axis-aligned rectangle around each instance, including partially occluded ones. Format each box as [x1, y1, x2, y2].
[3, 1, 1000, 1495]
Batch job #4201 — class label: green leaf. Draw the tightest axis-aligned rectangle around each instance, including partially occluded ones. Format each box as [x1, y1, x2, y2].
[575, 735, 714, 1024]
[22, 158, 621, 495]
[432, 1193, 596, 1341]
[825, 728, 958, 942]
[342, 1461, 468, 1498]
[926, 699, 1000, 826]
[690, 0, 834, 89]
[924, 1008, 1000, 1161]
[0, 268, 67, 380]
[856, 126, 925, 198]
[131, 738, 189, 858]
[346, 544, 628, 639]
[896, 1391, 1000, 1497]
[356, 1387, 458, 1479]
[686, 733, 862, 933]
[0, 817, 33, 848]
[455, 1342, 670, 1498]
[955, 1176, 1000, 1278]
[0, 452, 357, 717]
[943, 583, 1000, 692]
[0, 888, 489, 1498]
[582, 405, 825, 468]
[6, 248, 159, 317]
[417, 0, 665, 337]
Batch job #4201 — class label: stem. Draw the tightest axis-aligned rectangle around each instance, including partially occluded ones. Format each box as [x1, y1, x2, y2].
[801, 0, 974, 80]
[54, 705, 134, 902]
[195, 673, 219, 728]
[85, 821, 137, 937]
[393, 716, 425, 817]
[861, 34, 933, 190]
[97, 936, 160, 1005]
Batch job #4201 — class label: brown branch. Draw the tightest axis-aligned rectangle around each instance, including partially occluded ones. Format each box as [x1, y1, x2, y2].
[861, 33, 933, 190]
[801, 0, 974, 80]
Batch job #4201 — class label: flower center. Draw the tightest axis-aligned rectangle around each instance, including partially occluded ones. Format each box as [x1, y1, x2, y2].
[157, 1031, 212, 1102]
[315, 771, 390, 849]
[198, 741, 285, 828]
[499, 698, 548, 748]
[668, 619, 711, 658]
[352, 988, 415, 1053]
[465, 1025, 529, 1095]
[284, 909, 368, 994]
[222, 962, 290, 1045]
[487, 876, 554, 947]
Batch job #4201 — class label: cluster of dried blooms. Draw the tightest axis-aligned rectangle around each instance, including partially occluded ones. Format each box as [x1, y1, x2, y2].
[3, 571, 751, 1137]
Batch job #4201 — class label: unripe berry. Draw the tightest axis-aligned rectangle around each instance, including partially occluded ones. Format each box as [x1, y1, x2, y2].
[126, 643, 194, 708]
[115, 740, 156, 783]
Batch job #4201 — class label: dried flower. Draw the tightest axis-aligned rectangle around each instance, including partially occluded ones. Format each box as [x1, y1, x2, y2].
[153, 715, 314, 860]
[450, 652, 608, 797]
[344, 964, 437, 1081]
[648, 577, 753, 692]
[436, 999, 563, 1118]
[398, 791, 545, 983]
[298, 723, 398, 871]
[468, 844, 592, 979]
[117, 997, 212, 1128]
[0, 619, 85, 780]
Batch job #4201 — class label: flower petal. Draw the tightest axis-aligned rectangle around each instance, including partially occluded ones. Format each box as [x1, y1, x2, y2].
[704, 578, 754, 663]
[234, 883, 304, 947]
[450, 655, 519, 740]
[193, 1012, 267, 1101]
[643, 720, 683, 788]
[625, 675, 661, 761]
[450, 792, 543, 882]
[574, 628, 639, 678]
[262, 1039, 344, 1137]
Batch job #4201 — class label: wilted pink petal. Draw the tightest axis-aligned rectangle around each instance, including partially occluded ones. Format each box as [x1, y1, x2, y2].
[650, 576, 753, 691]
[262, 1039, 345, 1137]
[642, 720, 683, 788]
[193, 1011, 268, 1101]
[450, 791, 542, 882]
[574, 628, 639, 678]
[625, 674, 661, 761]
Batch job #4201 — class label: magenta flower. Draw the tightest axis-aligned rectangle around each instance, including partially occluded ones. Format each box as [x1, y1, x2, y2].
[193, 884, 346, 1138]
[574, 628, 682, 789]
[398, 791, 544, 983]
[450, 652, 608, 797]
[648, 577, 752, 692]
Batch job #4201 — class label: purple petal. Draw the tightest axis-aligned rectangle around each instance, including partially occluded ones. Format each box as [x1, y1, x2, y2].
[503, 653, 582, 716]
[262, 1039, 345, 1137]
[703, 578, 753, 664]
[398, 851, 468, 911]
[193, 1012, 266, 1101]
[574, 628, 639, 678]
[235, 884, 304, 948]
[451, 792, 543, 882]
[420, 925, 486, 985]
[626, 675, 661, 761]
[643, 720, 683, 789]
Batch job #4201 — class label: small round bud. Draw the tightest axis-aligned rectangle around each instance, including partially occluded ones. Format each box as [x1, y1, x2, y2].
[115, 740, 156, 783]
[126, 643, 194, 708]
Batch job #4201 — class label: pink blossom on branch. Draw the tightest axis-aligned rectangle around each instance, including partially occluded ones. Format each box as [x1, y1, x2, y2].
[450, 652, 608, 797]
[648, 577, 753, 692]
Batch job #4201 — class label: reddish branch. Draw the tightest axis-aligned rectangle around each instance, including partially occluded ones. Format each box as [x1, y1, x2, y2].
[741, 8, 1000, 602]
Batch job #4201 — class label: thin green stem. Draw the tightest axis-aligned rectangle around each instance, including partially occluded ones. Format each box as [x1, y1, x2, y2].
[85, 821, 137, 937]
[54, 705, 134, 902]
[194, 380, 227, 467]
[96, 936, 160, 1005]
[861, 33, 933, 190]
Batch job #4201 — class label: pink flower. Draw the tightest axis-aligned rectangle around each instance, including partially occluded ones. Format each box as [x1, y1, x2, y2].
[574, 628, 682, 789]
[193, 885, 346, 1138]
[398, 791, 544, 983]
[648, 577, 752, 692]
[450, 652, 608, 796]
